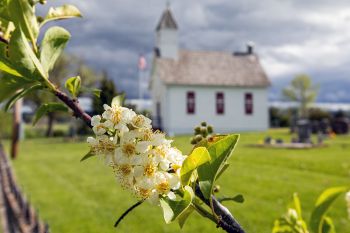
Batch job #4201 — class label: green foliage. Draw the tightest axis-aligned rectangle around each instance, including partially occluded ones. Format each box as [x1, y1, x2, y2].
[282, 74, 318, 118]
[274, 187, 348, 233]
[309, 186, 348, 233]
[4, 83, 42, 111]
[197, 134, 239, 199]
[65, 76, 81, 98]
[0, 74, 33, 103]
[92, 72, 119, 114]
[111, 93, 125, 108]
[180, 147, 211, 186]
[33, 102, 68, 125]
[159, 186, 194, 224]
[80, 150, 96, 162]
[40, 4, 82, 27]
[273, 193, 309, 233]
[8, 28, 46, 80]
[40, 26, 71, 73]
[8, 0, 39, 45]
[219, 194, 245, 204]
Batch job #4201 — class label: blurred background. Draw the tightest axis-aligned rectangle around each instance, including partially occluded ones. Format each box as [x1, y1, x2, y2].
[0, 1, 349, 233]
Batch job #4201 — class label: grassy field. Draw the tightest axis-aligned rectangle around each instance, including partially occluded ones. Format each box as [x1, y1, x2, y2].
[3, 129, 350, 233]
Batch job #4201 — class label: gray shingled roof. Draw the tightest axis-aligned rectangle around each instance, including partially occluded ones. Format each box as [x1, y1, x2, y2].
[154, 50, 271, 87]
[156, 8, 178, 31]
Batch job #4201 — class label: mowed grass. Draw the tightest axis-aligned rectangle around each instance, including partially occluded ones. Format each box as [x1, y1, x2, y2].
[4, 129, 350, 233]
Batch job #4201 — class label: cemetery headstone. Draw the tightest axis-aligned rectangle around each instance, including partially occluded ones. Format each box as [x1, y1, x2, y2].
[297, 119, 312, 143]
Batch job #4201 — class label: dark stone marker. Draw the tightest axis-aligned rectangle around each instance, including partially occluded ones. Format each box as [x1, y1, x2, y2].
[297, 119, 311, 143]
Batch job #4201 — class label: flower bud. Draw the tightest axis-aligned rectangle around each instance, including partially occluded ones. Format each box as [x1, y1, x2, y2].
[213, 185, 220, 193]
[207, 125, 213, 134]
[200, 127, 208, 137]
[201, 121, 207, 127]
[194, 126, 201, 134]
[190, 137, 197, 145]
[195, 135, 203, 143]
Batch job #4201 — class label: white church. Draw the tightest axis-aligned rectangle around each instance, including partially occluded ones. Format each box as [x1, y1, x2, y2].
[150, 7, 271, 135]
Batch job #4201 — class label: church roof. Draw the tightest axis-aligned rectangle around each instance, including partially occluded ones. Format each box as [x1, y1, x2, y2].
[154, 50, 271, 87]
[156, 8, 178, 31]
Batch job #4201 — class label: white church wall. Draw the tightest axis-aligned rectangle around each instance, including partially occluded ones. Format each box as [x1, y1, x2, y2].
[156, 29, 178, 59]
[150, 74, 168, 129]
[165, 85, 268, 135]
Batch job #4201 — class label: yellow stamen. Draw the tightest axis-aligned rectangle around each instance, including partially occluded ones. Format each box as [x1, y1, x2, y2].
[122, 143, 136, 157]
[144, 163, 156, 177]
[156, 182, 170, 194]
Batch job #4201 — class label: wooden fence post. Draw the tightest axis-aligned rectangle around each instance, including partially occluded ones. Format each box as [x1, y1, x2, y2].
[11, 99, 22, 159]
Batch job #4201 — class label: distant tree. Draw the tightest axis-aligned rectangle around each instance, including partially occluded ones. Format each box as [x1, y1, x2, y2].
[27, 54, 101, 136]
[282, 74, 318, 118]
[92, 71, 120, 115]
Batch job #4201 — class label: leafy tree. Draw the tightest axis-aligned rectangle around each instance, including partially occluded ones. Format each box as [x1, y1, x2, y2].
[27, 53, 101, 136]
[283, 74, 318, 118]
[92, 71, 119, 115]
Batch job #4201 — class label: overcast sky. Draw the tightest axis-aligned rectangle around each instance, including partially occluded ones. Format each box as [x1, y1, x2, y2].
[39, 0, 350, 101]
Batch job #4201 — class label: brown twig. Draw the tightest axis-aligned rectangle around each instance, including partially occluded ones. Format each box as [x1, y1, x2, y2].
[53, 89, 92, 127]
[0, 35, 9, 44]
[195, 185, 245, 233]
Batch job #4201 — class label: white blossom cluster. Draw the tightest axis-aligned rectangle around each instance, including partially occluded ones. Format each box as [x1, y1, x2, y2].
[87, 104, 186, 204]
[346, 191, 350, 219]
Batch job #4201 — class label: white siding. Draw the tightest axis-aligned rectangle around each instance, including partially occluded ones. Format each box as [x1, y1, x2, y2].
[156, 29, 178, 59]
[150, 74, 168, 129]
[165, 85, 268, 135]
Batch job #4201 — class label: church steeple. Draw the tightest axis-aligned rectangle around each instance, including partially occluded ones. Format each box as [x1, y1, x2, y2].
[156, 5, 178, 31]
[155, 5, 178, 59]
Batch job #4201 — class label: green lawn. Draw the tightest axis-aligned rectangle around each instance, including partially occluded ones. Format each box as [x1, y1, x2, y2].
[4, 129, 350, 233]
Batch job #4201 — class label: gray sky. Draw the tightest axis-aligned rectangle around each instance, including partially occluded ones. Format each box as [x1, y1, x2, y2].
[39, 0, 350, 101]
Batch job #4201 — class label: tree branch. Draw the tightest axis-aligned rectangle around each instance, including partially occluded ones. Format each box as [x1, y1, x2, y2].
[0, 35, 9, 44]
[195, 185, 245, 233]
[53, 89, 92, 127]
[114, 200, 143, 228]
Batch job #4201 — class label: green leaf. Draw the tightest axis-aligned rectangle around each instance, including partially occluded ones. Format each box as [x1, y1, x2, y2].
[4, 83, 42, 111]
[197, 134, 240, 199]
[180, 147, 211, 186]
[80, 150, 96, 162]
[8, 0, 39, 43]
[80, 86, 101, 98]
[111, 94, 125, 107]
[310, 186, 348, 233]
[0, 74, 33, 103]
[159, 186, 194, 224]
[321, 217, 335, 233]
[0, 58, 23, 77]
[8, 28, 47, 80]
[220, 194, 245, 204]
[65, 76, 81, 98]
[40, 4, 82, 27]
[33, 102, 68, 125]
[40, 26, 71, 73]
[291, 193, 302, 217]
[178, 206, 194, 228]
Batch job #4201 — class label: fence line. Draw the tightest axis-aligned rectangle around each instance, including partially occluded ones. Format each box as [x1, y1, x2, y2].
[0, 145, 49, 233]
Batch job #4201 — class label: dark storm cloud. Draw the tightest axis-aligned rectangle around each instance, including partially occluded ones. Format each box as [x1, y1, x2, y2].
[39, 0, 350, 101]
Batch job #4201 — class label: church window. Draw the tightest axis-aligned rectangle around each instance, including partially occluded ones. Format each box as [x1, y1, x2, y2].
[245, 93, 253, 115]
[216, 92, 224, 114]
[187, 92, 195, 114]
